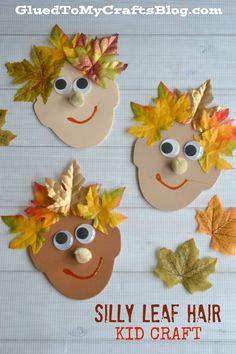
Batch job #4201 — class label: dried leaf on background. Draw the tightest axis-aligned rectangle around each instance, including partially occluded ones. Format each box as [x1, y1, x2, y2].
[6, 46, 64, 103]
[196, 195, 236, 255]
[0, 110, 16, 146]
[77, 185, 126, 234]
[46, 160, 85, 215]
[2, 215, 48, 254]
[155, 239, 217, 294]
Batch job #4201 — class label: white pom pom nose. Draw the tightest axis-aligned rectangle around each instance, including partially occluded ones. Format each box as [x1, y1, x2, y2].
[171, 156, 188, 175]
[74, 247, 92, 264]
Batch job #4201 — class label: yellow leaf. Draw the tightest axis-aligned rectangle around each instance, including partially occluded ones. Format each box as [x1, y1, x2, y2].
[6, 46, 64, 103]
[77, 186, 126, 234]
[0, 110, 16, 146]
[2, 215, 48, 254]
[196, 195, 236, 255]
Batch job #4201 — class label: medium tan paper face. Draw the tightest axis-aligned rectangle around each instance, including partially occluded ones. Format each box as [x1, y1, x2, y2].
[133, 123, 221, 211]
[29, 216, 121, 300]
[34, 63, 119, 148]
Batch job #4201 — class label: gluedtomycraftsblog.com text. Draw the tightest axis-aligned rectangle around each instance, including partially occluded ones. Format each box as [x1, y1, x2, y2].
[94, 304, 221, 341]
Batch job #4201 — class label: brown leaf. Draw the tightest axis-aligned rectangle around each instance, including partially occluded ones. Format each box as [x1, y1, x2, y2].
[190, 80, 215, 130]
[46, 160, 85, 215]
[196, 195, 236, 255]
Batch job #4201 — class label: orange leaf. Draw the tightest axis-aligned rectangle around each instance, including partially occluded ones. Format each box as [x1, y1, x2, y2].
[196, 195, 236, 255]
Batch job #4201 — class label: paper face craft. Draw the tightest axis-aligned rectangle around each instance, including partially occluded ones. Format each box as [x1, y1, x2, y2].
[6, 25, 127, 148]
[128, 81, 236, 211]
[2, 161, 126, 299]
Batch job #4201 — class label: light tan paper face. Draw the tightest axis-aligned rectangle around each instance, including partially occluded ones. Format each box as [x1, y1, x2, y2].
[34, 63, 119, 148]
[29, 216, 121, 300]
[133, 123, 221, 211]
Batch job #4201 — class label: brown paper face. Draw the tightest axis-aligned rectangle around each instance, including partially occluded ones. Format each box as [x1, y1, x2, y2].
[29, 216, 121, 300]
[34, 63, 119, 148]
[133, 123, 221, 211]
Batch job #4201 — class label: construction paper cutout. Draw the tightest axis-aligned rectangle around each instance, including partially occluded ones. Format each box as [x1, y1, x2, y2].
[155, 238, 217, 294]
[34, 63, 119, 148]
[2, 161, 126, 299]
[196, 195, 236, 256]
[6, 25, 127, 149]
[0, 110, 16, 145]
[129, 81, 236, 211]
[133, 123, 220, 211]
[29, 215, 121, 300]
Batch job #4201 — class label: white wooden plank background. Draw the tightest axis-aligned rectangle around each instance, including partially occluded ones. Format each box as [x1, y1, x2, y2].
[0, 0, 236, 353]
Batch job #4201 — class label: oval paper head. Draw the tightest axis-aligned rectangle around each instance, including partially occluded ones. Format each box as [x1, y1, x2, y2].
[128, 81, 236, 211]
[6, 25, 127, 148]
[2, 161, 127, 300]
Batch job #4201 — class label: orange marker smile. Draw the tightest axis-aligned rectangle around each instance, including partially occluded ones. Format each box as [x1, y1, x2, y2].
[156, 173, 188, 190]
[67, 105, 98, 124]
[63, 257, 103, 280]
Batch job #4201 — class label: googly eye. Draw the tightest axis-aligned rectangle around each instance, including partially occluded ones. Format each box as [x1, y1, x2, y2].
[53, 231, 73, 251]
[184, 141, 204, 160]
[73, 78, 91, 94]
[75, 224, 96, 244]
[160, 139, 180, 158]
[54, 77, 72, 94]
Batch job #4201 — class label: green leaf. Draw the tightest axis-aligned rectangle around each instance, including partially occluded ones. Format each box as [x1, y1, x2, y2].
[155, 239, 217, 294]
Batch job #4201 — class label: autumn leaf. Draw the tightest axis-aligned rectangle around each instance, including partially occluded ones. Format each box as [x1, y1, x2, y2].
[195, 117, 236, 173]
[128, 100, 173, 145]
[0, 110, 16, 146]
[76, 185, 127, 234]
[64, 33, 128, 88]
[6, 46, 64, 103]
[196, 195, 236, 255]
[156, 82, 192, 124]
[25, 182, 59, 227]
[46, 160, 86, 215]
[155, 239, 217, 294]
[128, 82, 192, 146]
[48, 24, 69, 60]
[2, 215, 48, 254]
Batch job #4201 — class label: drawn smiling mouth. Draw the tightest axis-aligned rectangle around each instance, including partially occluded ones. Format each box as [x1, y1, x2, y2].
[155, 173, 189, 190]
[63, 257, 103, 280]
[66, 105, 98, 125]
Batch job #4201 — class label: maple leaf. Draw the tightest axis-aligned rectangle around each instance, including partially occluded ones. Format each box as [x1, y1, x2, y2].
[6, 46, 64, 103]
[0, 110, 16, 146]
[196, 108, 229, 132]
[195, 118, 236, 173]
[128, 100, 174, 145]
[63, 33, 128, 88]
[46, 160, 86, 215]
[25, 182, 59, 227]
[196, 195, 236, 256]
[155, 239, 217, 294]
[128, 82, 192, 146]
[2, 215, 48, 254]
[76, 185, 127, 234]
[156, 82, 192, 124]
[48, 24, 69, 61]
